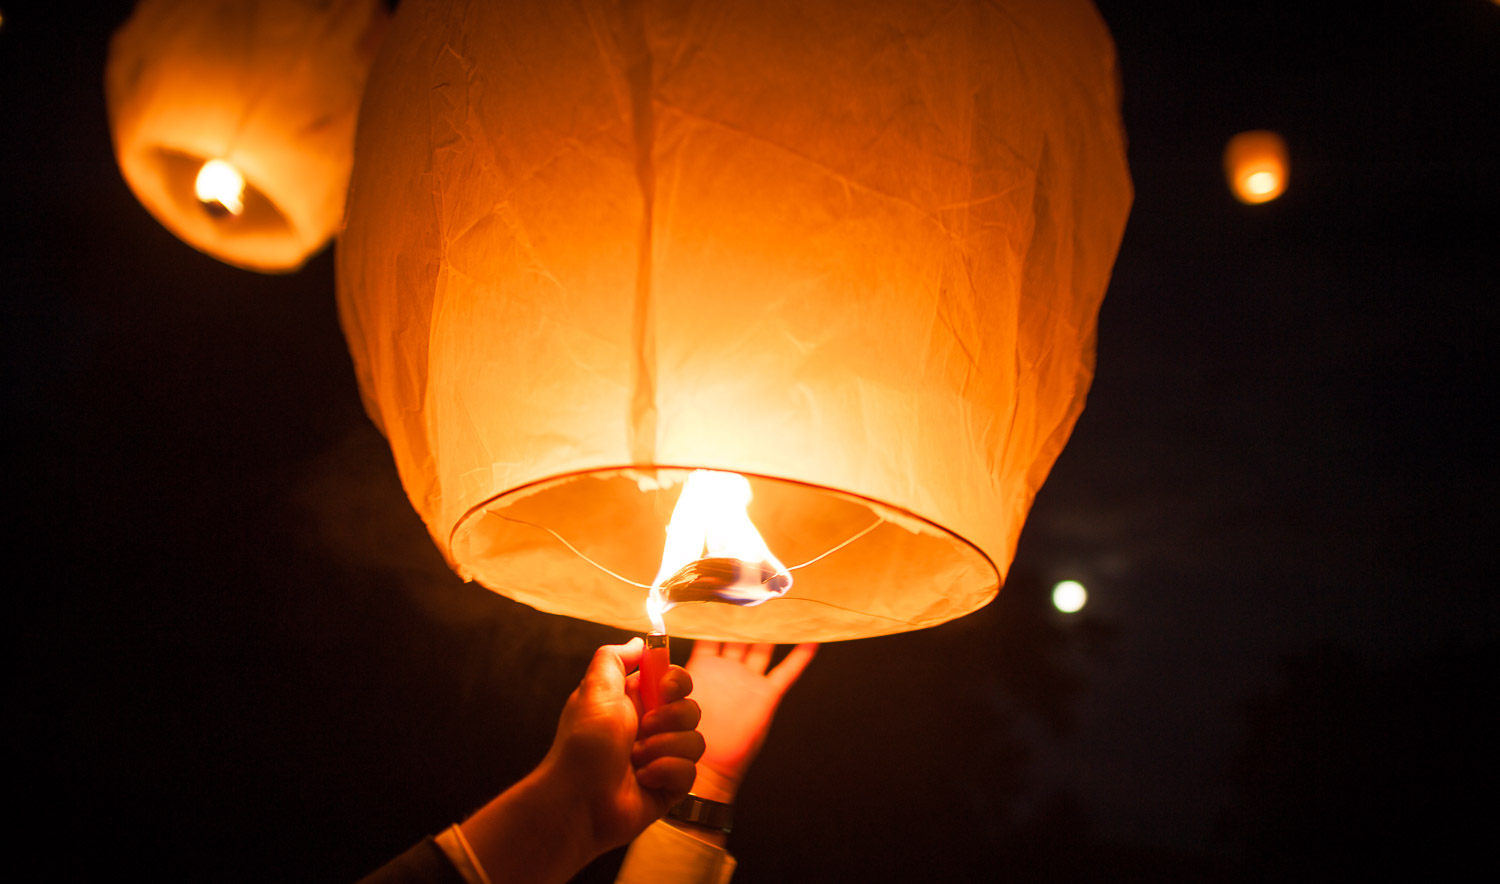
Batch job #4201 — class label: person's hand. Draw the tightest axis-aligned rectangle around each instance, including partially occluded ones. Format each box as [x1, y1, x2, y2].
[543, 638, 703, 845]
[686, 641, 817, 804]
[460, 638, 704, 884]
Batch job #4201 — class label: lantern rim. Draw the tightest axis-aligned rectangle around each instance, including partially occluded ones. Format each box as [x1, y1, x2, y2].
[119, 145, 311, 273]
[449, 464, 1001, 643]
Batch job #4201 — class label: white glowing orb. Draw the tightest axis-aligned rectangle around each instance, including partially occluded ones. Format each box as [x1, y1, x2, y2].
[1052, 580, 1088, 613]
[1245, 170, 1278, 195]
[194, 159, 246, 216]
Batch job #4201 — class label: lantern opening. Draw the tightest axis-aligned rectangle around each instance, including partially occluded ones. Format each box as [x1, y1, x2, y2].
[455, 468, 996, 643]
[127, 148, 301, 270]
[1244, 171, 1277, 197]
[194, 158, 246, 217]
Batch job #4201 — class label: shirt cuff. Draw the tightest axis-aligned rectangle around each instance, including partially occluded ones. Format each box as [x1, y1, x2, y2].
[615, 820, 736, 884]
[435, 823, 494, 884]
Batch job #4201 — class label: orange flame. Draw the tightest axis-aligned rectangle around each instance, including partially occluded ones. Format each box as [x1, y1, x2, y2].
[1224, 131, 1288, 205]
[647, 470, 791, 632]
[194, 159, 246, 216]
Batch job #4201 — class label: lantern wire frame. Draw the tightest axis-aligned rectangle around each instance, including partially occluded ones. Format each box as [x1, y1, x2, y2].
[496, 509, 923, 628]
[496, 511, 885, 591]
[451, 467, 1000, 641]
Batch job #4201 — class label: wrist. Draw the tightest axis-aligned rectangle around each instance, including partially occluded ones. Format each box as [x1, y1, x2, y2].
[460, 767, 596, 884]
[688, 764, 739, 805]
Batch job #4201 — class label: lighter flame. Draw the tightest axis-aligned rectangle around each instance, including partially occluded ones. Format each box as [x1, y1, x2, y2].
[646, 592, 667, 633]
[646, 470, 791, 632]
[195, 159, 246, 216]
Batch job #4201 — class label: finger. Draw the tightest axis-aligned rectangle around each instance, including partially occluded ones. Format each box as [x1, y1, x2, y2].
[632, 729, 706, 767]
[744, 643, 773, 673]
[722, 641, 749, 661]
[768, 642, 818, 690]
[580, 638, 642, 702]
[658, 665, 694, 704]
[636, 756, 698, 798]
[640, 697, 701, 737]
[688, 640, 721, 666]
[615, 636, 645, 671]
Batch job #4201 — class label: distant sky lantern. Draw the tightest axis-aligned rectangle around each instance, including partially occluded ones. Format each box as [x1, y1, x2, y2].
[337, 0, 1132, 643]
[105, 0, 387, 272]
[1224, 130, 1290, 205]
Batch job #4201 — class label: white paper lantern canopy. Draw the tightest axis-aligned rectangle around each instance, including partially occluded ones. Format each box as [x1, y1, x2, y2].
[337, 0, 1132, 642]
[106, 0, 388, 272]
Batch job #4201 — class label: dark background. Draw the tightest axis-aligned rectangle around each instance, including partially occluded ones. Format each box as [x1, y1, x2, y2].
[7, 1, 1496, 880]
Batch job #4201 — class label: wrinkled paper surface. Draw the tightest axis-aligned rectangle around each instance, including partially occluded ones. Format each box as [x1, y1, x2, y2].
[337, 0, 1132, 641]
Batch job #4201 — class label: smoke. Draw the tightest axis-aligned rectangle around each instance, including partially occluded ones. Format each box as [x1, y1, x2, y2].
[291, 423, 620, 706]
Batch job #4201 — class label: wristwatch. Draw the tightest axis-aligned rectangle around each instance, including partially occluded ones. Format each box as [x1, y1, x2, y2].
[668, 794, 733, 834]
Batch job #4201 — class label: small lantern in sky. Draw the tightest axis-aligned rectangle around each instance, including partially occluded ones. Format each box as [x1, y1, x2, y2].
[1224, 130, 1289, 205]
[337, 0, 1132, 643]
[105, 0, 387, 272]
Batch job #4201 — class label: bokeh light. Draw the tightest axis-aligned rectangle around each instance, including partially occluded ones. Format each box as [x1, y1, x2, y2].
[1052, 580, 1088, 613]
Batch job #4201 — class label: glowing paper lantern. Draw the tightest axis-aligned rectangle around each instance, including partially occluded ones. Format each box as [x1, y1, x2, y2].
[337, 0, 1132, 642]
[1224, 130, 1289, 205]
[105, 0, 388, 272]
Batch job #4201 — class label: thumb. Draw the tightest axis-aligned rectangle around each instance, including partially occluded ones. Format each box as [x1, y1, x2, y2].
[578, 638, 642, 704]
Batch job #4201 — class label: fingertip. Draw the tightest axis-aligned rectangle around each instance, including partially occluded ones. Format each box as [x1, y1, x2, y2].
[640, 697, 701, 736]
[616, 636, 645, 670]
[770, 642, 818, 686]
[660, 664, 693, 703]
[636, 756, 698, 797]
[581, 641, 634, 696]
[632, 729, 706, 767]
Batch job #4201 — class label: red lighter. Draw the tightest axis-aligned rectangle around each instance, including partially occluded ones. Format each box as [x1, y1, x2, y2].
[639, 632, 670, 712]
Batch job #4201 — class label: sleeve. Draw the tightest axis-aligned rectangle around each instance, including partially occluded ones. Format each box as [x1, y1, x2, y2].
[356, 835, 470, 884]
[614, 821, 736, 884]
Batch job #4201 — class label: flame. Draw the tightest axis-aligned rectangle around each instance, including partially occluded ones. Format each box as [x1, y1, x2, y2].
[1225, 131, 1288, 205]
[1244, 170, 1278, 196]
[1234, 164, 1285, 204]
[646, 470, 791, 632]
[194, 159, 246, 216]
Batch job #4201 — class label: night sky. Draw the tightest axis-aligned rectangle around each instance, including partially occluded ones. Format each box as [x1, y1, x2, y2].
[8, 1, 1497, 881]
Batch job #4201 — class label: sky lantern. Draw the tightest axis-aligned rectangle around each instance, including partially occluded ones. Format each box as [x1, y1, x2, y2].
[105, 0, 387, 272]
[1224, 130, 1290, 204]
[337, 0, 1132, 643]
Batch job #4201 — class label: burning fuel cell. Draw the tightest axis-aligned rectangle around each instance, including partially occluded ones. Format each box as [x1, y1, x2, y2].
[637, 470, 794, 710]
[194, 159, 246, 217]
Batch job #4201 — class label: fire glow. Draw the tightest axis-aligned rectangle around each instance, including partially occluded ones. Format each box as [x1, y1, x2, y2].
[638, 470, 793, 708]
[1223, 130, 1289, 205]
[194, 158, 246, 216]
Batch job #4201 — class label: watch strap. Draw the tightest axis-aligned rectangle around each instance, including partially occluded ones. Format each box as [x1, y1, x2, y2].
[667, 794, 734, 833]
